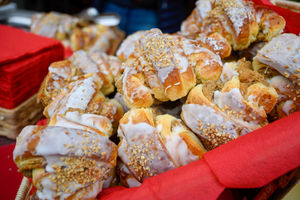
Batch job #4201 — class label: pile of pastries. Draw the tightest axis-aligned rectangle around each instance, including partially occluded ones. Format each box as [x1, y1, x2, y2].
[31, 12, 124, 54]
[14, 0, 299, 199]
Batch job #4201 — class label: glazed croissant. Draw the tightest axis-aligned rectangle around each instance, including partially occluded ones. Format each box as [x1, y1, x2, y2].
[118, 108, 206, 186]
[31, 12, 81, 40]
[181, 0, 285, 50]
[14, 125, 117, 200]
[116, 28, 223, 108]
[44, 75, 124, 131]
[70, 25, 119, 53]
[181, 59, 278, 150]
[252, 33, 300, 118]
[253, 33, 300, 87]
[38, 50, 123, 106]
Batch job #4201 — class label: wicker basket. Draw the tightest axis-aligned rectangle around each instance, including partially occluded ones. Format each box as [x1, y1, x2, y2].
[0, 94, 44, 139]
[15, 177, 32, 200]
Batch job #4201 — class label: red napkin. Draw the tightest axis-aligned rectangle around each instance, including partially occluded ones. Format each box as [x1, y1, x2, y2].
[0, 25, 64, 109]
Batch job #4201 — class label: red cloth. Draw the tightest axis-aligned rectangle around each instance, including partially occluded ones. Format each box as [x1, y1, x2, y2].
[0, 25, 64, 109]
[0, 144, 22, 200]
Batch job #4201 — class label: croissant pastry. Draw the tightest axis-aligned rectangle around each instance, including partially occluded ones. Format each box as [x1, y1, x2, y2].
[118, 108, 206, 186]
[181, 0, 213, 37]
[193, 32, 232, 58]
[70, 25, 119, 53]
[181, 59, 278, 150]
[38, 50, 122, 106]
[31, 12, 80, 40]
[13, 125, 117, 200]
[253, 33, 300, 87]
[49, 111, 113, 137]
[116, 28, 223, 108]
[181, 0, 285, 50]
[116, 31, 146, 61]
[44, 75, 124, 131]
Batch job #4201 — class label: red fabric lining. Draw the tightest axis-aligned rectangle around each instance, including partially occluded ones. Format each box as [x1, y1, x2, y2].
[203, 111, 300, 188]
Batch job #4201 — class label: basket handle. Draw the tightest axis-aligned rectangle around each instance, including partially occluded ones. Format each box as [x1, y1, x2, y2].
[15, 177, 32, 200]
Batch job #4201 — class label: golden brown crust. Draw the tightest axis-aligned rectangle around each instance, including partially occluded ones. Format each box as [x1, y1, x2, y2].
[38, 50, 122, 108]
[14, 125, 117, 200]
[116, 29, 225, 108]
[193, 32, 232, 58]
[44, 75, 123, 132]
[118, 108, 205, 184]
[181, 0, 285, 51]
[255, 5, 286, 42]
[181, 57, 280, 149]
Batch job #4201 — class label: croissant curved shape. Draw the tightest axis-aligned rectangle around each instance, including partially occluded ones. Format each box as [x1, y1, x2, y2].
[117, 108, 206, 186]
[181, 0, 285, 50]
[181, 59, 278, 150]
[70, 25, 120, 53]
[38, 50, 123, 106]
[31, 12, 80, 40]
[13, 125, 117, 200]
[116, 28, 223, 109]
[44, 75, 124, 131]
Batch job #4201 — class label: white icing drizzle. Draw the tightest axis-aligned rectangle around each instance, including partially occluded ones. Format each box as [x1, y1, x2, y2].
[196, 33, 225, 53]
[52, 111, 112, 137]
[139, 29, 177, 84]
[108, 56, 123, 77]
[282, 100, 294, 115]
[256, 34, 300, 86]
[13, 126, 36, 160]
[116, 31, 145, 59]
[49, 64, 71, 80]
[65, 77, 97, 110]
[122, 65, 150, 103]
[219, 62, 239, 82]
[158, 121, 199, 166]
[14, 125, 116, 200]
[126, 178, 142, 188]
[114, 92, 129, 112]
[181, 104, 240, 139]
[214, 88, 246, 112]
[118, 112, 176, 181]
[269, 75, 293, 102]
[69, 50, 99, 74]
[196, 0, 212, 20]
[89, 34, 110, 53]
[45, 75, 101, 119]
[182, 39, 223, 67]
[224, 0, 248, 36]
[90, 51, 111, 75]
[32, 12, 60, 38]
